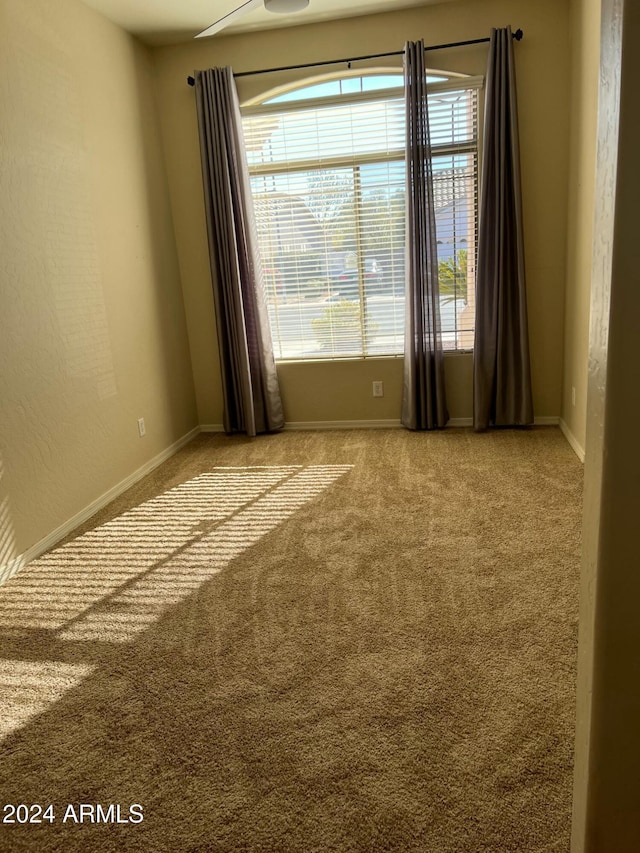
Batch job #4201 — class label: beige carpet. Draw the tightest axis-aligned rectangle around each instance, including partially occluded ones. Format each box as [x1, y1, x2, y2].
[0, 428, 582, 852]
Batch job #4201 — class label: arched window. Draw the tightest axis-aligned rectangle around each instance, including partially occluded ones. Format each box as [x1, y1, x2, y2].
[241, 69, 480, 359]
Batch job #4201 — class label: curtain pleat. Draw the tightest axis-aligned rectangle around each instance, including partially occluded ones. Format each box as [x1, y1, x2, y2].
[473, 27, 533, 430]
[401, 41, 449, 431]
[195, 67, 284, 436]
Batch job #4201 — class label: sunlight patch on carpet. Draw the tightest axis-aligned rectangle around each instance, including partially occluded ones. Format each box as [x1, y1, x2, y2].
[0, 659, 95, 740]
[0, 465, 353, 741]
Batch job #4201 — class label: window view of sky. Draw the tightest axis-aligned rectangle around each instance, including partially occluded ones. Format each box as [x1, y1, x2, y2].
[265, 73, 448, 103]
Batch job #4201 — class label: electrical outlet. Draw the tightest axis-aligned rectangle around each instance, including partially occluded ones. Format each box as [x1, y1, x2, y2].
[571, 387, 576, 407]
[137, 417, 146, 437]
[372, 381, 384, 398]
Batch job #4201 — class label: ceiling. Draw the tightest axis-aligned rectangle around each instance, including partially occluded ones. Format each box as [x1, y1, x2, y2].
[81, 0, 455, 46]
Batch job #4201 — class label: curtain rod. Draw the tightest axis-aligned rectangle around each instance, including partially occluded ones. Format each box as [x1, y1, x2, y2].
[186, 27, 522, 86]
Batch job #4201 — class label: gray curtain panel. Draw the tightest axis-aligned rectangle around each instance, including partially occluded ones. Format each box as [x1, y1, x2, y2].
[401, 41, 449, 431]
[195, 67, 284, 436]
[473, 27, 533, 430]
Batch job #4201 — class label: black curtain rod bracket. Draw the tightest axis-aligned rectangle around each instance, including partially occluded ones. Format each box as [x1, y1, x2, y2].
[186, 28, 522, 87]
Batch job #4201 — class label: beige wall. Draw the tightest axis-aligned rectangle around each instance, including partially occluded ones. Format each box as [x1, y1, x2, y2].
[152, 0, 571, 426]
[0, 0, 197, 566]
[572, 0, 640, 847]
[562, 0, 601, 456]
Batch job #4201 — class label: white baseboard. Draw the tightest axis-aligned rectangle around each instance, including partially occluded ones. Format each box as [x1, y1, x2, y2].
[282, 419, 403, 430]
[0, 554, 27, 587]
[446, 417, 561, 428]
[282, 416, 560, 430]
[559, 418, 585, 462]
[199, 420, 477, 432]
[202, 419, 471, 431]
[0, 426, 200, 587]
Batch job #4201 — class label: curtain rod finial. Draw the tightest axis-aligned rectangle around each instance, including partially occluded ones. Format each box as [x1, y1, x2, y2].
[514, 28, 523, 40]
[187, 75, 195, 87]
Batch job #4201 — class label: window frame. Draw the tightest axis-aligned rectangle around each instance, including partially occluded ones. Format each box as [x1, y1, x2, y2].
[241, 70, 482, 363]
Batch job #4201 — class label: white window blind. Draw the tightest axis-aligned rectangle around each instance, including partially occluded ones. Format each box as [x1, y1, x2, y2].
[242, 74, 480, 361]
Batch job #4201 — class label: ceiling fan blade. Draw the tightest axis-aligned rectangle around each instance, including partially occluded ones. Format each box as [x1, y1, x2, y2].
[195, 0, 264, 39]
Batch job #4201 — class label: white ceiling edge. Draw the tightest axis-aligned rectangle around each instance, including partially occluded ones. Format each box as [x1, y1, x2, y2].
[80, 0, 458, 47]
